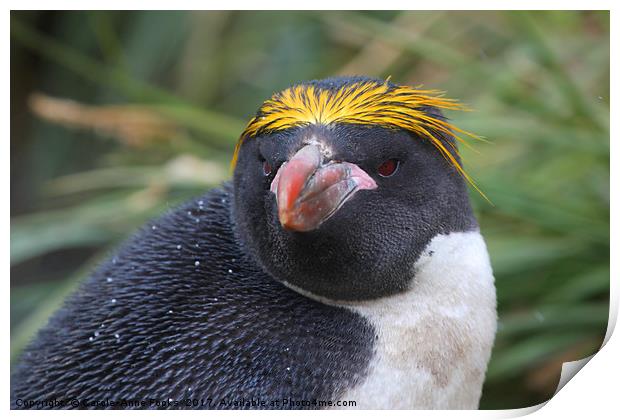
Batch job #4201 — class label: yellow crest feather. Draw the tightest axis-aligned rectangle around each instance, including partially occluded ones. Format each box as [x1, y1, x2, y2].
[231, 79, 486, 200]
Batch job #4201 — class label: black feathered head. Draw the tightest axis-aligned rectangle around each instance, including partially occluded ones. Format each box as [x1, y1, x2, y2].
[231, 76, 481, 301]
[232, 77, 485, 198]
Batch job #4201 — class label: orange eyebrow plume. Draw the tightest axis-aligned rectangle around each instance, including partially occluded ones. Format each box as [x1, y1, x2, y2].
[231, 79, 486, 200]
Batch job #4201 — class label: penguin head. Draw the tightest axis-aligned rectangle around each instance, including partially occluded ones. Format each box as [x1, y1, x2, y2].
[232, 77, 479, 301]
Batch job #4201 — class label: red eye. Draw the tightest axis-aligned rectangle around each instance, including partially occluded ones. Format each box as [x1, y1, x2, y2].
[377, 159, 399, 177]
[262, 160, 273, 176]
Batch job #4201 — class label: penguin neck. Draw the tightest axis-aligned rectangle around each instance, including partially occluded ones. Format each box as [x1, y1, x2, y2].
[282, 230, 494, 309]
[285, 230, 498, 409]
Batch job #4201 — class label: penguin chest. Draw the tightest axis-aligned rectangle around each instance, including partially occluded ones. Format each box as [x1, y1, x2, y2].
[337, 231, 497, 409]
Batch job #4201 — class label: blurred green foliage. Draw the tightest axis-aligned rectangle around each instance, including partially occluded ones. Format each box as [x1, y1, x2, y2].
[10, 10, 609, 409]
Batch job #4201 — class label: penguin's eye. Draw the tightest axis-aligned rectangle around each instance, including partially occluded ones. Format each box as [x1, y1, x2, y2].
[377, 159, 399, 177]
[262, 160, 273, 176]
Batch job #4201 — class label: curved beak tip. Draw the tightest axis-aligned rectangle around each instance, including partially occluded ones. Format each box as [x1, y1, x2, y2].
[271, 144, 376, 232]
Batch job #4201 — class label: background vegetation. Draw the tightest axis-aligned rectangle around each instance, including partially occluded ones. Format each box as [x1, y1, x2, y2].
[10, 10, 609, 409]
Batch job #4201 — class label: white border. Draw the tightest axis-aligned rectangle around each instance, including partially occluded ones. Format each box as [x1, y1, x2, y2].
[1, 1, 616, 11]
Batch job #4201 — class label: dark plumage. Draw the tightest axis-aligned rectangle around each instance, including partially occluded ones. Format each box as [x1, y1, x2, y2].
[234, 122, 476, 300]
[11, 184, 375, 409]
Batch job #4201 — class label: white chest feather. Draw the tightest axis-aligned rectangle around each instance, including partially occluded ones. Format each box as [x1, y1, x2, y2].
[336, 231, 497, 409]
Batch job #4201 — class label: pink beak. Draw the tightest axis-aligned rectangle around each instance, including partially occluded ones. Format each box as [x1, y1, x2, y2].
[270, 144, 377, 232]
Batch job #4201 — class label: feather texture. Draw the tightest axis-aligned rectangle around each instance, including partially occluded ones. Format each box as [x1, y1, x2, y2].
[231, 79, 485, 198]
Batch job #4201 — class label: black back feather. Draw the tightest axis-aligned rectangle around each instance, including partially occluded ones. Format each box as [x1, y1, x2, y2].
[11, 183, 375, 409]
